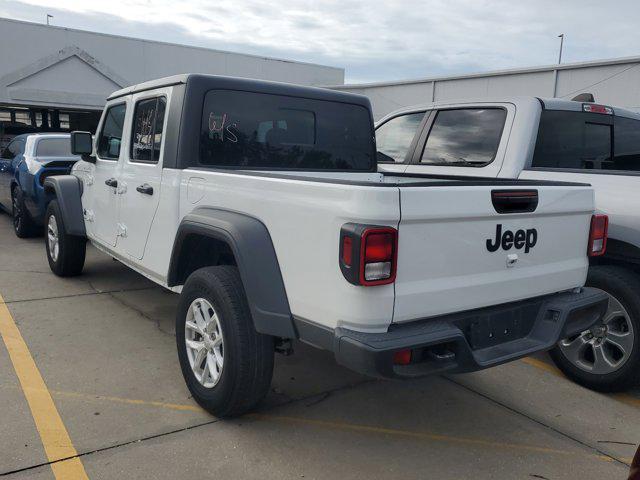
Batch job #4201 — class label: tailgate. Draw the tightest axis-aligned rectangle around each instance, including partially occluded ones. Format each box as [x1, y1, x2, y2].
[393, 184, 594, 323]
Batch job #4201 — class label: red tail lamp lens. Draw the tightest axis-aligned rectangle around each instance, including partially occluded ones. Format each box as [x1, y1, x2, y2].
[364, 233, 394, 262]
[342, 236, 353, 266]
[588, 214, 608, 257]
[393, 349, 412, 365]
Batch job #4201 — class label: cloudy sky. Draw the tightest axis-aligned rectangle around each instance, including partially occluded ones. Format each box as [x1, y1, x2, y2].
[1, 0, 640, 83]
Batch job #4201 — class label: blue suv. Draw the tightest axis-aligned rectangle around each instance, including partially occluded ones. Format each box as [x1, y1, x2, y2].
[0, 133, 80, 237]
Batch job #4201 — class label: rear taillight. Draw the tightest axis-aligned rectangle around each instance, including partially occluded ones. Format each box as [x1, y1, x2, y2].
[588, 214, 608, 257]
[340, 224, 398, 286]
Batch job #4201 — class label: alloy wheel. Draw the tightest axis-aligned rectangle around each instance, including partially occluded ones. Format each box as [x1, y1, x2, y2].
[47, 215, 60, 262]
[184, 298, 225, 388]
[558, 289, 634, 375]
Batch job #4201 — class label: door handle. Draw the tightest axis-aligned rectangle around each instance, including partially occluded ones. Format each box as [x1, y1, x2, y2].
[136, 183, 154, 195]
[105, 178, 118, 188]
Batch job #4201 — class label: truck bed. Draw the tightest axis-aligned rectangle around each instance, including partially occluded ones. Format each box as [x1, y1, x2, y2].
[164, 168, 595, 333]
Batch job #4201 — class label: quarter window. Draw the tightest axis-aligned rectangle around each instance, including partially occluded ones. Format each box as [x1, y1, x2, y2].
[421, 108, 506, 166]
[131, 97, 166, 163]
[375, 112, 425, 163]
[97, 103, 127, 160]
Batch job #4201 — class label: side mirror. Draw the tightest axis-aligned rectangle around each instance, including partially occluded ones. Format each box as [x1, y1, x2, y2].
[70, 131, 96, 163]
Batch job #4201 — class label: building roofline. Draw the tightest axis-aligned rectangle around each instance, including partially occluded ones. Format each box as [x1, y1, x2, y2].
[0, 16, 344, 75]
[331, 55, 640, 90]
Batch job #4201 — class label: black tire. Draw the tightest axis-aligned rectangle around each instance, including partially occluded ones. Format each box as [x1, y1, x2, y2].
[12, 186, 37, 238]
[550, 265, 640, 392]
[45, 199, 86, 277]
[176, 266, 274, 418]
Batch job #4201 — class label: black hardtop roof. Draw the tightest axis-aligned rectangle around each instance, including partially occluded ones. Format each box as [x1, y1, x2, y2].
[107, 73, 371, 108]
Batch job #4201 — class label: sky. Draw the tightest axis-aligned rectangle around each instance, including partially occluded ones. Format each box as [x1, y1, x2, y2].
[1, 0, 640, 83]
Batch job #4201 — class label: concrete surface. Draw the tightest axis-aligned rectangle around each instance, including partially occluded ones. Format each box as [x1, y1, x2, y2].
[0, 213, 637, 479]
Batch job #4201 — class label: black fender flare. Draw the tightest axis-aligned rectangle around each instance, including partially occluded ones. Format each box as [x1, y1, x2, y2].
[43, 175, 86, 237]
[168, 208, 295, 339]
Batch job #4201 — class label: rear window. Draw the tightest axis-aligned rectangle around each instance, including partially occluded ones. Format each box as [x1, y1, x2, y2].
[36, 138, 73, 157]
[199, 90, 374, 170]
[530, 110, 640, 172]
[420, 108, 506, 166]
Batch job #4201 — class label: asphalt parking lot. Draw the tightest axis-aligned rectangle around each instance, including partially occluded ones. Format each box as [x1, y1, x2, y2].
[0, 213, 638, 479]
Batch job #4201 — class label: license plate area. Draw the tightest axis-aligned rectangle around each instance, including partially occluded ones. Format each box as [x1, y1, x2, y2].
[456, 302, 541, 350]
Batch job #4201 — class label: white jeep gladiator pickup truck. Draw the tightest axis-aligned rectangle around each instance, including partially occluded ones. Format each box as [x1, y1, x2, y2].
[43, 75, 607, 417]
[376, 95, 640, 392]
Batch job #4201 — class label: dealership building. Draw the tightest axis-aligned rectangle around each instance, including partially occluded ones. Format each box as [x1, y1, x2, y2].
[334, 56, 640, 120]
[3, 16, 640, 148]
[0, 17, 344, 150]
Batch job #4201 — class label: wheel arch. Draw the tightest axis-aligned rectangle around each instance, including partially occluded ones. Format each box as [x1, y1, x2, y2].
[42, 175, 86, 237]
[168, 208, 295, 339]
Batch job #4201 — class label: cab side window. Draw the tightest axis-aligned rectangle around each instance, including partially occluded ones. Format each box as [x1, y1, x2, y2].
[97, 104, 127, 160]
[375, 112, 425, 163]
[421, 108, 506, 166]
[131, 97, 166, 163]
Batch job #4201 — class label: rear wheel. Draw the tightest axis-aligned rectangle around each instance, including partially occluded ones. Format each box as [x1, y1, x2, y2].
[12, 186, 37, 238]
[176, 266, 274, 418]
[45, 200, 86, 277]
[550, 265, 640, 391]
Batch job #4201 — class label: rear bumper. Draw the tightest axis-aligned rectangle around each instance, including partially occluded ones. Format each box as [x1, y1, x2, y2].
[297, 288, 608, 379]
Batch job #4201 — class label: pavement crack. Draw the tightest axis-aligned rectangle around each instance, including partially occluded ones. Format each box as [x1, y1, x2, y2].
[104, 291, 174, 336]
[303, 391, 331, 407]
[2, 287, 156, 306]
[597, 440, 637, 446]
[443, 376, 631, 468]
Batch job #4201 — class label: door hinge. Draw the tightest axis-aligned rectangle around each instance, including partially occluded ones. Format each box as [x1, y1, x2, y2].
[116, 223, 127, 238]
[83, 209, 94, 222]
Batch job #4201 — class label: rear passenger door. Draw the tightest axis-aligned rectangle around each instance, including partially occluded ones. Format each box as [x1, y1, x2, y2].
[403, 104, 513, 178]
[117, 90, 168, 260]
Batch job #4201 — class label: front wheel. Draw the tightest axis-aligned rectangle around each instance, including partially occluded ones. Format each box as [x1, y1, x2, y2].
[45, 200, 86, 277]
[176, 266, 274, 418]
[550, 265, 640, 392]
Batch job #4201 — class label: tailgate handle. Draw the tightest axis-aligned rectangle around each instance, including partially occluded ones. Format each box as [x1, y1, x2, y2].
[491, 190, 538, 214]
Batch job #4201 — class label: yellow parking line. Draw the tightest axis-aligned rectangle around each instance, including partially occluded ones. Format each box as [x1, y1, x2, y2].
[0, 294, 88, 479]
[521, 356, 563, 377]
[248, 413, 615, 462]
[522, 356, 640, 409]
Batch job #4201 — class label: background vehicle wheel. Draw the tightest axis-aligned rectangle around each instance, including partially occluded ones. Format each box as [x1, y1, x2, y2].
[12, 186, 37, 238]
[45, 200, 86, 277]
[176, 266, 274, 418]
[550, 265, 640, 392]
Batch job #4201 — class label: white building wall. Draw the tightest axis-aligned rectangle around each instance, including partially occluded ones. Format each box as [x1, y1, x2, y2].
[333, 57, 640, 120]
[0, 17, 344, 110]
